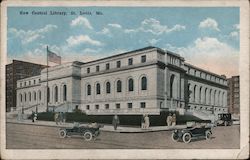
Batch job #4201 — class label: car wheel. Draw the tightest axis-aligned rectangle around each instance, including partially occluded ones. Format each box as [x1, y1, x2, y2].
[182, 132, 192, 143]
[205, 131, 212, 140]
[83, 131, 93, 141]
[171, 132, 179, 142]
[224, 121, 228, 126]
[59, 130, 67, 138]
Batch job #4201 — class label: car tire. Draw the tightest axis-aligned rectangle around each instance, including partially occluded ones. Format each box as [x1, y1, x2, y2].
[182, 132, 192, 143]
[59, 130, 67, 138]
[83, 131, 93, 141]
[171, 132, 179, 142]
[205, 131, 212, 140]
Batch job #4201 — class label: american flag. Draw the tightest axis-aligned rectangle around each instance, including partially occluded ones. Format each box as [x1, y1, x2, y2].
[47, 46, 61, 64]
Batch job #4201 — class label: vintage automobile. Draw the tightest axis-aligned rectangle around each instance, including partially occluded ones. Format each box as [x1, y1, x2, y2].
[171, 122, 212, 143]
[59, 122, 104, 141]
[216, 113, 233, 126]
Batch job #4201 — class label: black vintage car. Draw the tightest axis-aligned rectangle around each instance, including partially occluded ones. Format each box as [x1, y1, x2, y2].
[59, 122, 104, 141]
[172, 123, 212, 143]
[217, 113, 233, 126]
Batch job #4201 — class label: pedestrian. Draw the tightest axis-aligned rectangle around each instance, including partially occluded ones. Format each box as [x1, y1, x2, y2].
[144, 114, 150, 129]
[34, 113, 37, 122]
[54, 112, 59, 125]
[112, 115, 120, 130]
[141, 114, 145, 129]
[172, 113, 176, 126]
[59, 112, 63, 125]
[62, 112, 66, 124]
[31, 111, 35, 122]
[17, 109, 22, 121]
[166, 113, 172, 126]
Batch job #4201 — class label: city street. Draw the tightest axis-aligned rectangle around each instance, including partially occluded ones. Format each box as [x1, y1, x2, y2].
[6, 123, 240, 149]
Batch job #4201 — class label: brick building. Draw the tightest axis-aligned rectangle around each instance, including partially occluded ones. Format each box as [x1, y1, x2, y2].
[5, 60, 47, 112]
[227, 76, 240, 114]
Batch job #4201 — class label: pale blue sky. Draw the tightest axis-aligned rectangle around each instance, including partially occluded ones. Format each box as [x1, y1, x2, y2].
[7, 7, 239, 76]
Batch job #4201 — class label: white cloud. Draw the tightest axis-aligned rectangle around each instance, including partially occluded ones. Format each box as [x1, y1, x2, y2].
[124, 18, 185, 35]
[66, 35, 104, 46]
[70, 16, 93, 29]
[8, 24, 58, 44]
[230, 31, 239, 38]
[149, 38, 160, 45]
[166, 37, 238, 77]
[199, 18, 220, 31]
[108, 23, 122, 28]
[233, 24, 240, 30]
[97, 27, 111, 35]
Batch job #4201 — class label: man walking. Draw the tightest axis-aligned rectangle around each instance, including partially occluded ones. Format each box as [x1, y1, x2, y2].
[172, 113, 176, 126]
[166, 113, 172, 126]
[112, 115, 120, 130]
[144, 115, 150, 129]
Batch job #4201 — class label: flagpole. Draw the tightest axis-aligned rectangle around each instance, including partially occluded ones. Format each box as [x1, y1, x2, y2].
[46, 46, 49, 112]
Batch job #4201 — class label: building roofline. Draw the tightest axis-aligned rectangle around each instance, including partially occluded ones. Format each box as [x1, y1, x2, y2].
[8, 59, 48, 67]
[81, 46, 159, 65]
[184, 62, 227, 80]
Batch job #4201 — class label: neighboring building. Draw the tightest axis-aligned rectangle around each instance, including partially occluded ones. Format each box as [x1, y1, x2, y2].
[227, 76, 240, 114]
[5, 60, 47, 112]
[15, 47, 228, 117]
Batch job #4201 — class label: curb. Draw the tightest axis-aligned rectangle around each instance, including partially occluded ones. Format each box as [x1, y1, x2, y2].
[7, 120, 186, 133]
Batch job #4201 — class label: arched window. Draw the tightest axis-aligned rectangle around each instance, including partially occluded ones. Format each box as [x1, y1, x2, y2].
[63, 85, 67, 101]
[170, 75, 175, 98]
[117, 80, 122, 92]
[128, 78, 134, 91]
[204, 88, 207, 104]
[38, 90, 41, 101]
[24, 93, 27, 102]
[54, 86, 58, 102]
[87, 84, 91, 95]
[33, 91, 36, 101]
[29, 92, 31, 101]
[106, 82, 111, 94]
[141, 76, 147, 90]
[20, 94, 22, 102]
[214, 90, 217, 105]
[218, 91, 221, 106]
[47, 87, 50, 103]
[199, 87, 202, 103]
[222, 92, 225, 106]
[96, 83, 101, 94]
[193, 85, 196, 102]
[209, 89, 212, 104]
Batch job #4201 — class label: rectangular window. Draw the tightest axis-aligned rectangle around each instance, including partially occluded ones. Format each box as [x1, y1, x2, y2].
[141, 55, 146, 63]
[128, 58, 133, 65]
[86, 105, 90, 110]
[29, 81, 31, 85]
[116, 61, 121, 68]
[140, 102, 146, 108]
[87, 67, 90, 73]
[106, 63, 110, 70]
[95, 105, 99, 110]
[20, 83, 22, 87]
[105, 104, 109, 109]
[116, 103, 120, 109]
[96, 65, 100, 72]
[127, 103, 132, 109]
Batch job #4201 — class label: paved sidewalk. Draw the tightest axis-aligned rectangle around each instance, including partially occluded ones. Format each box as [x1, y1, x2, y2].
[6, 118, 186, 133]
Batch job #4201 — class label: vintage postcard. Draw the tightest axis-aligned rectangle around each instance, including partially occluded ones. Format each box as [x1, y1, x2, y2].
[0, 0, 249, 159]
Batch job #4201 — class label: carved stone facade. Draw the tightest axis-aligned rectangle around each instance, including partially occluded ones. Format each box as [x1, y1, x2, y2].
[16, 47, 228, 116]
